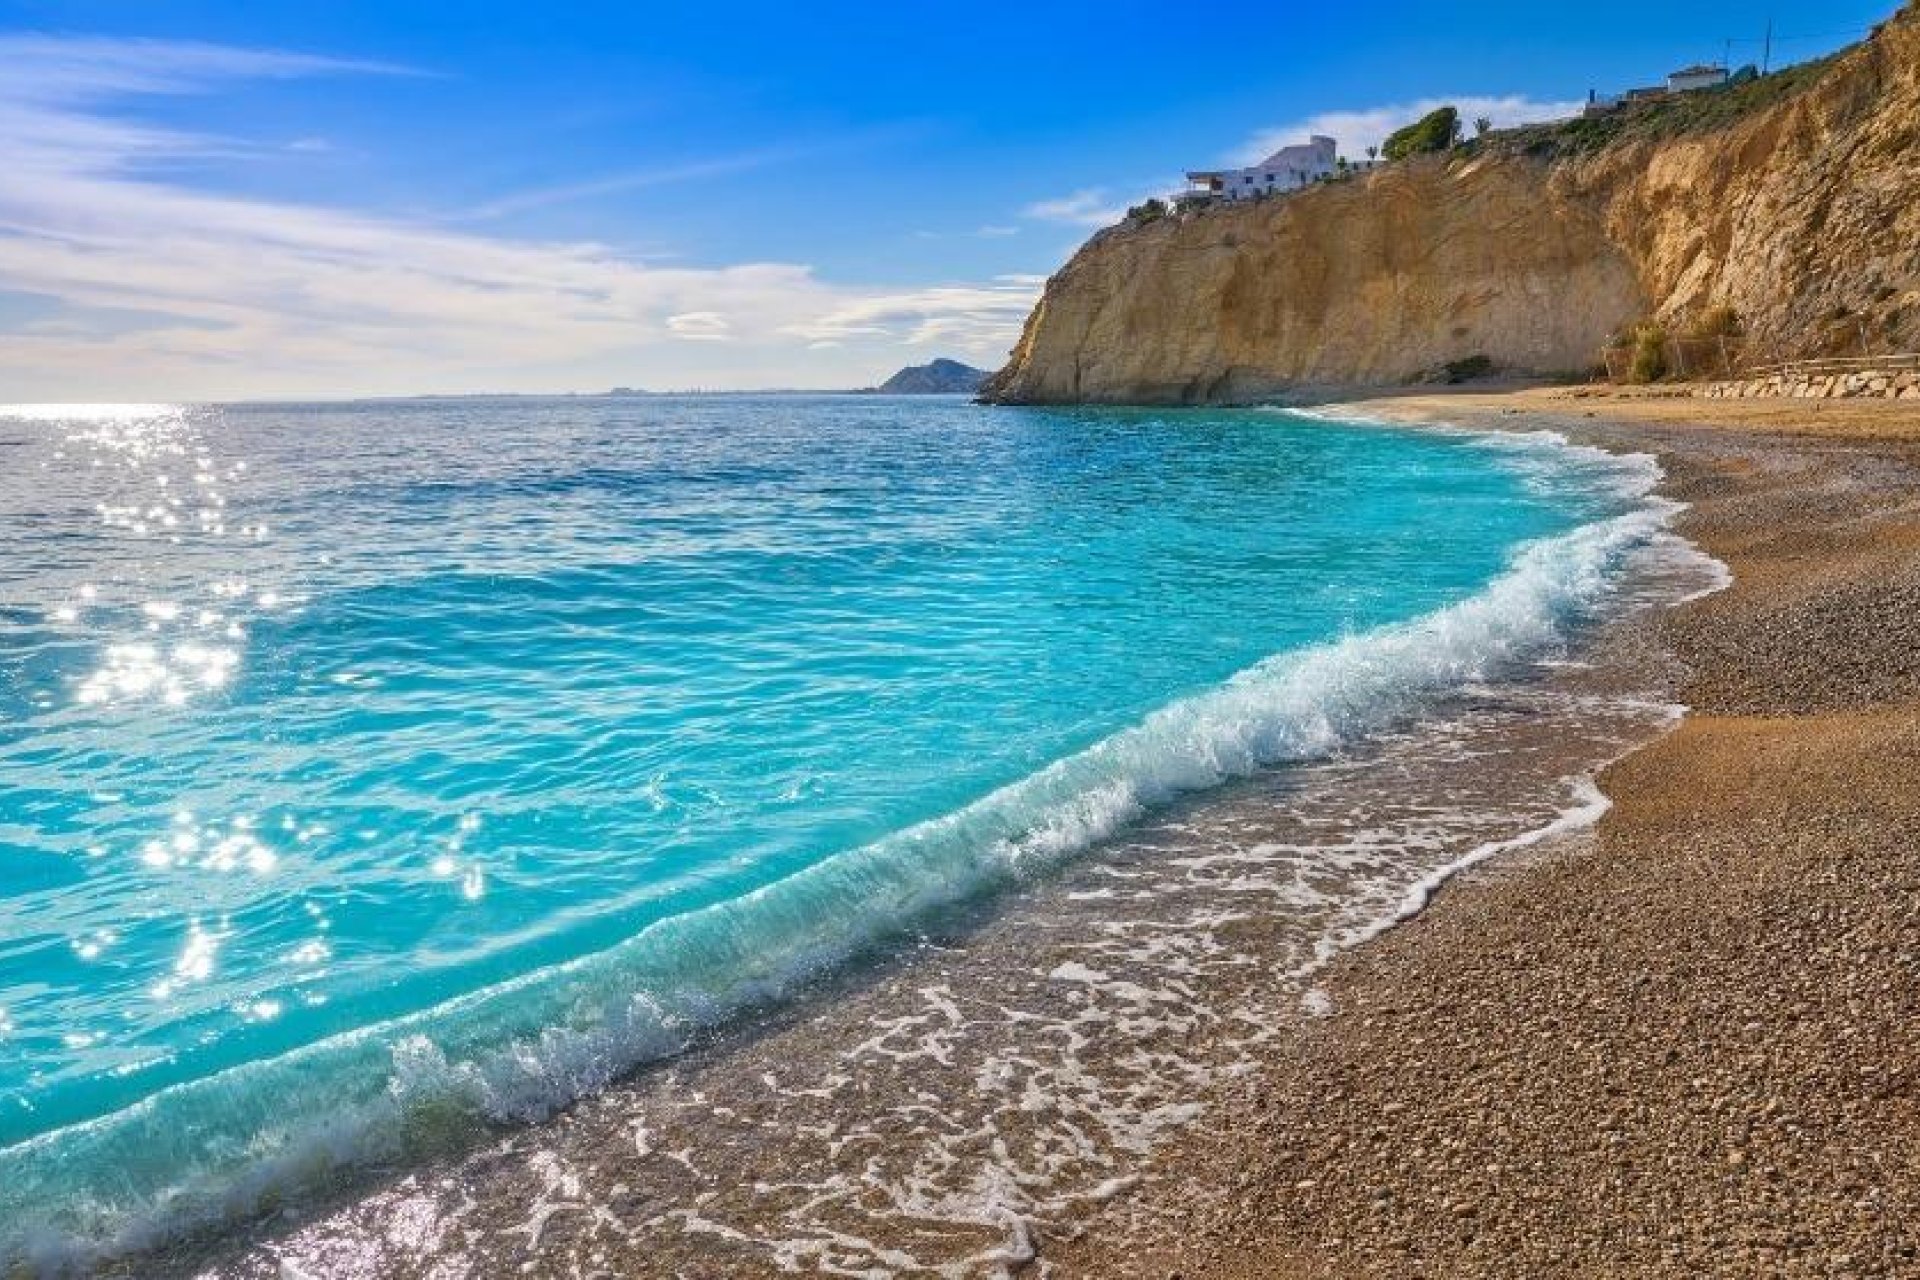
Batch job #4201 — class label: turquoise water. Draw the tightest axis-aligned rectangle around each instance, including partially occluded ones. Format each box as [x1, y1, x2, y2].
[0, 396, 1668, 1261]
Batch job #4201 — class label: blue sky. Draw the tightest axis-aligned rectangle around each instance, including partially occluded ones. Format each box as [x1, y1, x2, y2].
[0, 0, 1890, 399]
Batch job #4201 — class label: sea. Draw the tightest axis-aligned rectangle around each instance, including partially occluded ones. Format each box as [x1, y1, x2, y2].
[0, 396, 1723, 1274]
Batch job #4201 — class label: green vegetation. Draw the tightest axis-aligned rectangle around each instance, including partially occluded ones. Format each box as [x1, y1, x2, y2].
[1629, 322, 1669, 383]
[1124, 197, 1169, 224]
[1689, 305, 1743, 339]
[1382, 106, 1462, 161]
[1498, 54, 1841, 159]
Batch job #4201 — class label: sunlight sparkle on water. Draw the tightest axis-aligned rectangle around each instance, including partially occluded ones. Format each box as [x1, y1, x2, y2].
[152, 922, 225, 1000]
[55, 408, 262, 714]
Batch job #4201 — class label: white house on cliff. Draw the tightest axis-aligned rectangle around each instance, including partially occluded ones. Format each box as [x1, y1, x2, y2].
[1185, 135, 1337, 201]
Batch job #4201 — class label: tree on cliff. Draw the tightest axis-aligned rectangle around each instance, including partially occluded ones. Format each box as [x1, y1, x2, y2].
[1383, 106, 1462, 160]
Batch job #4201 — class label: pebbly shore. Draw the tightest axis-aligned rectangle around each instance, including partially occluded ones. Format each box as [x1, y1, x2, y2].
[1059, 388, 1920, 1278]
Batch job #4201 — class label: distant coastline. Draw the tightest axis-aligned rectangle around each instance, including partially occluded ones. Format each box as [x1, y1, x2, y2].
[351, 358, 995, 402]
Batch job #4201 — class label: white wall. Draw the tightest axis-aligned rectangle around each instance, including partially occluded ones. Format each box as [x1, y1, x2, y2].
[1216, 136, 1339, 200]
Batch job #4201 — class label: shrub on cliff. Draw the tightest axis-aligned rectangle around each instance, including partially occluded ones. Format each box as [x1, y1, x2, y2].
[1497, 53, 1840, 159]
[1124, 198, 1169, 224]
[1383, 107, 1461, 161]
[1630, 323, 1669, 382]
[1690, 305, 1743, 338]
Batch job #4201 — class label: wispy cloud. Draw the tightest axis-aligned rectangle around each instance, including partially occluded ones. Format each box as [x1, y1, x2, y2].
[463, 152, 793, 221]
[0, 33, 418, 104]
[912, 224, 1024, 242]
[0, 35, 1030, 398]
[1235, 95, 1585, 162]
[787, 278, 1041, 348]
[1023, 189, 1126, 228]
[665, 310, 733, 341]
[464, 122, 930, 221]
[1022, 178, 1179, 230]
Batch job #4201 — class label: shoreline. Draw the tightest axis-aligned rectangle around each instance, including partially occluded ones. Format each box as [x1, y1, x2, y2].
[81, 401, 1709, 1279]
[69, 388, 1920, 1278]
[1060, 388, 1920, 1277]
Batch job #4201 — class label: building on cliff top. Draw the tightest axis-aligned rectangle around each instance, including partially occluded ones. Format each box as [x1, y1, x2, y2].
[1184, 135, 1337, 201]
[1667, 63, 1730, 92]
[1586, 63, 1731, 114]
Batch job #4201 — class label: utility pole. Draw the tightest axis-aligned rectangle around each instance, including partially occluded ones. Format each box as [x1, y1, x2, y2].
[1763, 18, 1774, 74]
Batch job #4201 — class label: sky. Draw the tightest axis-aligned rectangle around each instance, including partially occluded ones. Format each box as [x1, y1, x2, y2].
[0, 0, 1892, 400]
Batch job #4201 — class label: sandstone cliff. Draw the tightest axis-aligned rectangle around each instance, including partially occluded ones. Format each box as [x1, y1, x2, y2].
[984, 3, 1920, 404]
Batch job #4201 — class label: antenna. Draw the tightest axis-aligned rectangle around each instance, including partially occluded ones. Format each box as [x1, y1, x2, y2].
[1762, 17, 1773, 74]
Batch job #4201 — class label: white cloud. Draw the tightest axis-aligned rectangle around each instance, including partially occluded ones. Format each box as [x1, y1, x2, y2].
[0, 35, 1033, 399]
[665, 311, 733, 341]
[1023, 189, 1126, 228]
[911, 224, 1024, 242]
[1235, 95, 1586, 163]
[0, 34, 414, 105]
[465, 157, 765, 221]
[786, 280, 1041, 349]
[1022, 176, 1181, 230]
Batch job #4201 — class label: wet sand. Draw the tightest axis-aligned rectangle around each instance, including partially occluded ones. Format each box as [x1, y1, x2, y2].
[1061, 389, 1920, 1278]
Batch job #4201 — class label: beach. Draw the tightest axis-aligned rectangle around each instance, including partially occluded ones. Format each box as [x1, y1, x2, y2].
[20, 396, 1680, 1277]
[1057, 388, 1920, 1277]
[53, 390, 1918, 1278]
[13, 3, 1920, 1274]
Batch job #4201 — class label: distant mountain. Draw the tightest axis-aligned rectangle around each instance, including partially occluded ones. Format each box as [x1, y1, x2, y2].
[873, 358, 991, 395]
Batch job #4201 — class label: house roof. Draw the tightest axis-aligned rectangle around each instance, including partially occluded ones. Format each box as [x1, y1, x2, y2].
[1670, 63, 1727, 76]
[1255, 141, 1332, 168]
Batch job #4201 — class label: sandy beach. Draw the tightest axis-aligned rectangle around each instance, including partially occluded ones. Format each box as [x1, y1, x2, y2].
[1058, 387, 1920, 1277]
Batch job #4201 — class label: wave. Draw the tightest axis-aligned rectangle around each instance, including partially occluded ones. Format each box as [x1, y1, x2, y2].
[0, 426, 1703, 1273]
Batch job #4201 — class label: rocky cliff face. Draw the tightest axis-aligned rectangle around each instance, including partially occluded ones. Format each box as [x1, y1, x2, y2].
[984, 3, 1920, 404]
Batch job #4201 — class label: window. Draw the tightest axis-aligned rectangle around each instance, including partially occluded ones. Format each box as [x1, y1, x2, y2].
[1265, 173, 1275, 182]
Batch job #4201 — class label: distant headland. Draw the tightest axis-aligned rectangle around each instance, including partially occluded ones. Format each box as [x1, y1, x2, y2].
[859, 358, 991, 395]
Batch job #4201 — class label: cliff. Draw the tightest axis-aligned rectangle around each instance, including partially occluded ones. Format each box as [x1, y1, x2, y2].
[984, 3, 1920, 404]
